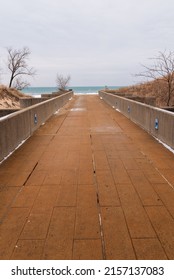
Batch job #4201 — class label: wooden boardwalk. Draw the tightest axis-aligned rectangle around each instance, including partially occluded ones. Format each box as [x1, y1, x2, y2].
[0, 94, 174, 260]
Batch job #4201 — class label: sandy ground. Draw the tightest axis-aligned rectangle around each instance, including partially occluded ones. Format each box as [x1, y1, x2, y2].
[0, 85, 30, 109]
[0, 97, 20, 109]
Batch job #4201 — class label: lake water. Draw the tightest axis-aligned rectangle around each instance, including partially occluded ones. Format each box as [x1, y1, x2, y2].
[22, 86, 122, 97]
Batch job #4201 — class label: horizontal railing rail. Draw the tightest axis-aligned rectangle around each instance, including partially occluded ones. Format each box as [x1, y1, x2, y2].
[0, 91, 73, 162]
[99, 90, 174, 150]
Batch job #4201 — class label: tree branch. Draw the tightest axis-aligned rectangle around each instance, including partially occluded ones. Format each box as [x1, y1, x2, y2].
[135, 50, 174, 106]
[6, 46, 36, 88]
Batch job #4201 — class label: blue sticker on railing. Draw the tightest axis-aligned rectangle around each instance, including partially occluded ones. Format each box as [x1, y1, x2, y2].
[155, 118, 159, 130]
[34, 113, 38, 124]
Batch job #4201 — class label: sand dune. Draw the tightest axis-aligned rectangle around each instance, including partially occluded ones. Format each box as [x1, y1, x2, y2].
[0, 85, 30, 109]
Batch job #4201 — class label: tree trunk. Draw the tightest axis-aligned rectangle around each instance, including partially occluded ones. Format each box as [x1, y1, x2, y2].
[9, 74, 14, 88]
[167, 82, 171, 106]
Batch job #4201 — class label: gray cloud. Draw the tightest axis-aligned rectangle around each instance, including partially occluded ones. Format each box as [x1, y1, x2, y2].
[1, 0, 174, 86]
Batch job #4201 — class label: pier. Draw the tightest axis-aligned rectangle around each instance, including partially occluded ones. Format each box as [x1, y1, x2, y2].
[0, 94, 174, 259]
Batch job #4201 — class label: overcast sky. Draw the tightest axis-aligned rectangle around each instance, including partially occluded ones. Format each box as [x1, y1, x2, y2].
[0, 0, 174, 87]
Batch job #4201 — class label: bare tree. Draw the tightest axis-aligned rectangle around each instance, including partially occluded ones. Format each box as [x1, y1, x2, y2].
[12, 77, 30, 90]
[136, 50, 174, 106]
[7, 46, 36, 89]
[56, 74, 71, 91]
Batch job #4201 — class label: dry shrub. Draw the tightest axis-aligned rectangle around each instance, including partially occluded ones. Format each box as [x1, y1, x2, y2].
[108, 79, 174, 107]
